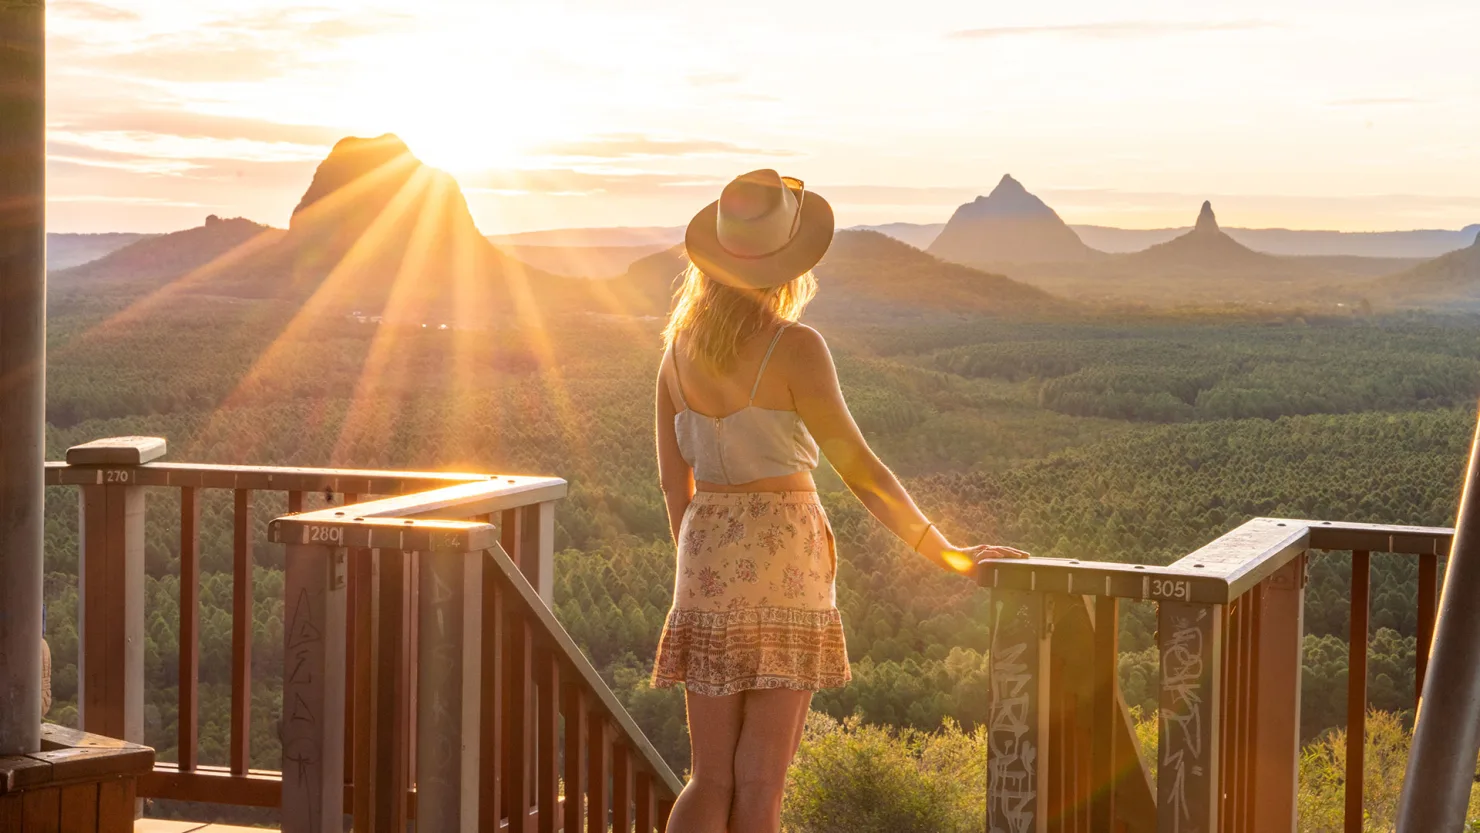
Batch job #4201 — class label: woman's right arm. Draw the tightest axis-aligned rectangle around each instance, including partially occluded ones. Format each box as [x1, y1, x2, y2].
[788, 326, 1026, 574]
[655, 353, 695, 543]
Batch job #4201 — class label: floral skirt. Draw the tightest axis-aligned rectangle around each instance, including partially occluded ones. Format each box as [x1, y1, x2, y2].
[651, 491, 851, 697]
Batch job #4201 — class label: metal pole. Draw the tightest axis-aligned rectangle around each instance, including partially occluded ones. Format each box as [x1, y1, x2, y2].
[0, 0, 47, 756]
[1397, 411, 1480, 831]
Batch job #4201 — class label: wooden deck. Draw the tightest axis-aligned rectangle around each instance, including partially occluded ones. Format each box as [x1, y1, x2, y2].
[135, 820, 276, 833]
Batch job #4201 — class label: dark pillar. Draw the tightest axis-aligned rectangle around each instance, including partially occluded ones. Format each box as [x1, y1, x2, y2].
[1397, 413, 1480, 831]
[0, 0, 47, 757]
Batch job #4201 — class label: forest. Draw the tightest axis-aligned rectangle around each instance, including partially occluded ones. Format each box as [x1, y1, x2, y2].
[33, 275, 1480, 824]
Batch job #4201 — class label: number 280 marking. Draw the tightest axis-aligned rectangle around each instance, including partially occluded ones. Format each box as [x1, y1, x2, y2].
[1150, 579, 1191, 601]
[307, 526, 344, 545]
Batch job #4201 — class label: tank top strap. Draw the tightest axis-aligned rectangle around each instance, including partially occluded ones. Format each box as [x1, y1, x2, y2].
[668, 340, 690, 409]
[749, 324, 790, 403]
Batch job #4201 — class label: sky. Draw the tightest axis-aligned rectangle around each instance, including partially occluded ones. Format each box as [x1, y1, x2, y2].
[45, 0, 1480, 235]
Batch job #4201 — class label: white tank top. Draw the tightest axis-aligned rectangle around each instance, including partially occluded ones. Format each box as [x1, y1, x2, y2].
[670, 325, 820, 486]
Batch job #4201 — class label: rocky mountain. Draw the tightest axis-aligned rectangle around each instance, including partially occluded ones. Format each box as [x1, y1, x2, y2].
[1369, 229, 1480, 308]
[1118, 202, 1281, 273]
[1072, 223, 1480, 258]
[927, 175, 1097, 266]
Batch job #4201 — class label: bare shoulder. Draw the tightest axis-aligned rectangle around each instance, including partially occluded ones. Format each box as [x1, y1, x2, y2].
[781, 322, 830, 360]
[777, 323, 836, 389]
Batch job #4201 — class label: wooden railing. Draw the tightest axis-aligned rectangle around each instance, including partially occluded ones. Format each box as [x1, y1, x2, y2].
[981, 517, 1450, 833]
[47, 436, 682, 831]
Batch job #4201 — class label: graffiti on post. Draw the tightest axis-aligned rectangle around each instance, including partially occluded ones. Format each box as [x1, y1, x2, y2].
[284, 586, 324, 833]
[988, 638, 1037, 833]
[1160, 606, 1209, 833]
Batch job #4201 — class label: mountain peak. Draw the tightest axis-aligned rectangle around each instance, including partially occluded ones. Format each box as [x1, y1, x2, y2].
[1471, 226, 1480, 248]
[292, 134, 421, 223]
[927, 176, 1096, 264]
[1195, 201, 1219, 234]
[990, 174, 1029, 198]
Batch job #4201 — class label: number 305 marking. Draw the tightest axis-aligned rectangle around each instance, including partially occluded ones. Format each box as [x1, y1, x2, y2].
[308, 526, 344, 545]
[1151, 579, 1191, 601]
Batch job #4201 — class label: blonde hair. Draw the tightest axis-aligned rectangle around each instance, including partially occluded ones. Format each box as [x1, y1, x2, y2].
[662, 262, 817, 372]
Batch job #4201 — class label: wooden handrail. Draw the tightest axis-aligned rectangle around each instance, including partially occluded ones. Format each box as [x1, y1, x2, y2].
[982, 518, 1453, 833]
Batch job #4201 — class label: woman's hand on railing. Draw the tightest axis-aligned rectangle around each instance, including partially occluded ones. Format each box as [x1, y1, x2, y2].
[937, 542, 1030, 577]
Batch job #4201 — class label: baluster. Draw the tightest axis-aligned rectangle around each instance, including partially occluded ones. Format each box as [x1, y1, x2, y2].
[343, 493, 360, 786]
[482, 552, 507, 831]
[587, 715, 611, 833]
[1222, 600, 1242, 833]
[1345, 551, 1371, 833]
[612, 742, 633, 833]
[635, 772, 654, 833]
[417, 545, 484, 832]
[505, 597, 534, 832]
[563, 685, 588, 833]
[1252, 555, 1305, 833]
[1157, 600, 1223, 833]
[231, 488, 253, 775]
[537, 649, 561, 833]
[280, 541, 347, 833]
[656, 799, 673, 833]
[177, 487, 200, 772]
[1090, 596, 1118, 832]
[373, 549, 413, 832]
[1240, 589, 1262, 833]
[1416, 552, 1438, 705]
[350, 547, 375, 833]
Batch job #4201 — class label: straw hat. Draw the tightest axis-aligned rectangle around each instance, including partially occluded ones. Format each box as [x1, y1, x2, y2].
[685, 169, 834, 289]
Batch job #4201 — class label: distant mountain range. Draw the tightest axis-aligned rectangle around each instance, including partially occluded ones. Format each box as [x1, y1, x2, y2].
[48, 144, 1480, 314]
[849, 220, 1480, 260]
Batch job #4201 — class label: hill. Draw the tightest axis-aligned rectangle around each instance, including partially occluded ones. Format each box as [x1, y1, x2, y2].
[496, 243, 672, 278]
[927, 175, 1097, 266]
[47, 233, 155, 271]
[849, 222, 945, 250]
[618, 230, 1064, 322]
[1368, 231, 1480, 309]
[486, 226, 684, 248]
[1072, 224, 1480, 258]
[50, 216, 281, 289]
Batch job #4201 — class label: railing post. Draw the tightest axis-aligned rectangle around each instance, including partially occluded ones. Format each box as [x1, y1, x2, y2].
[503, 503, 556, 606]
[71, 438, 166, 746]
[1157, 601, 1223, 833]
[1398, 413, 1480, 831]
[417, 545, 484, 833]
[986, 590, 1049, 833]
[1251, 557, 1305, 833]
[0, 0, 45, 760]
[280, 542, 348, 833]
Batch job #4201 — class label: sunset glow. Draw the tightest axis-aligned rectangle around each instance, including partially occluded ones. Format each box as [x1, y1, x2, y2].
[45, 0, 1480, 234]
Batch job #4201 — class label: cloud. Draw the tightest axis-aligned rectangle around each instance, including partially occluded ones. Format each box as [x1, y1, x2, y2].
[687, 72, 743, 87]
[55, 111, 345, 147]
[50, 0, 140, 21]
[461, 167, 721, 198]
[949, 20, 1276, 40]
[538, 134, 798, 160]
[1326, 97, 1426, 107]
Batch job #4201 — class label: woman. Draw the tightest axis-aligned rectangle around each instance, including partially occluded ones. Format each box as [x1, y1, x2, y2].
[650, 169, 1029, 832]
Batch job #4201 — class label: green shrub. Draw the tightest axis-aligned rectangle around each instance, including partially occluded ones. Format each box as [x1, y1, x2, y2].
[782, 713, 983, 833]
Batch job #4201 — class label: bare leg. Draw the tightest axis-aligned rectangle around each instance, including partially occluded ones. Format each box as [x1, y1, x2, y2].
[666, 689, 744, 833]
[727, 689, 812, 833]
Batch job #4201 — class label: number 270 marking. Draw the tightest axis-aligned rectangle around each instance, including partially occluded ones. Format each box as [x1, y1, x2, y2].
[104, 470, 130, 483]
[1150, 579, 1191, 601]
